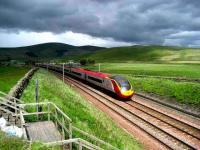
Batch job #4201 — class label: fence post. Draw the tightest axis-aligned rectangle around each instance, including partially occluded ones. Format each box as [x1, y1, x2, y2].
[55, 108, 58, 128]
[98, 63, 100, 72]
[69, 122, 72, 150]
[29, 140, 32, 150]
[48, 103, 50, 121]
[14, 98, 17, 115]
[97, 142, 100, 150]
[35, 79, 39, 120]
[79, 141, 82, 150]
[62, 117, 65, 140]
[63, 63, 65, 82]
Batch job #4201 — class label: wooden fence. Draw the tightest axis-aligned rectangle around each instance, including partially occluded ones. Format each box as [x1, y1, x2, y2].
[0, 91, 118, 150]
[19, 101, 119, 150]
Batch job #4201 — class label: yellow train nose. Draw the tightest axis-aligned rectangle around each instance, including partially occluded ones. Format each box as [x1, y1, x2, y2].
[122, 89, 134, 97]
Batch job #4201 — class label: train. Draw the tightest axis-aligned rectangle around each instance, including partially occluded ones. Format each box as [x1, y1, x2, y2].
[39, 63, 134, 99]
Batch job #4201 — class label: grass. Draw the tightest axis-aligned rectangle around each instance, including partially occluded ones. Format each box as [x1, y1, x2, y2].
[0, 131, 51, 150]
[84, 63, 200, 78]
[21, 69, 143, 150]
[71, 45, 200, 63]
[126, 76, 200, 105]
[84, 63, 200, 105]
[0, 66, 30, 93]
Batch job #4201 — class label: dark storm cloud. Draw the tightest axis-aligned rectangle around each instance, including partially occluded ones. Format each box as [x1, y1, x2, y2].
[0, 0, 200, 46]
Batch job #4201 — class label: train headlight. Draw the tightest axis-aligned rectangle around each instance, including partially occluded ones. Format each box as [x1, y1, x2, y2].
[121, 87, 127, 93]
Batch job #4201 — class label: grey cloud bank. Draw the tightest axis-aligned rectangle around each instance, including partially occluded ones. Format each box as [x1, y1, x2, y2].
[0, 0, 200, 47]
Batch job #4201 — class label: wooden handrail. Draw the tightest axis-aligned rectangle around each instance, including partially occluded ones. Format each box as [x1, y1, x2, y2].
[20, 102, 72, 121]
[72, 126, 119, 150]
[45, 138, 80, 146]
[19, 110, 27, 139]
[50, 102, 72, 122]
[77, 138, 104, 150]
[18, 101, 118, 150]
[0, 97, 22, 107]
[19, 102, 51, 107]
[52, 114, 70, 134]
[0, 91, 114, 150]
[0, 107, 16, 116]
[0, 100, 21, 110]
[0, 91, 24, 103]
[45, 138, 103, 150]
[22, 112, 49, 116]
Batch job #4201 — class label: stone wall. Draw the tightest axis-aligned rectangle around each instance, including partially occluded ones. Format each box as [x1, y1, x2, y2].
[8, 67, 38, 99]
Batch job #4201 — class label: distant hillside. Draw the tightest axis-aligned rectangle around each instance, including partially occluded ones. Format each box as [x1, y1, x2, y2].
[76, 45, 200, 63]
[0, 42, 104, 61]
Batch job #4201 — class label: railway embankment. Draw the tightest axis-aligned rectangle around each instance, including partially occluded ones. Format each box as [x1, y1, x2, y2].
[52, 69, 200, 150]
[21, 69, 143, 150]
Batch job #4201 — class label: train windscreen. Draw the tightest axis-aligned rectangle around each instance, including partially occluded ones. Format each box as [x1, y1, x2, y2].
[111, 75, 131, 91]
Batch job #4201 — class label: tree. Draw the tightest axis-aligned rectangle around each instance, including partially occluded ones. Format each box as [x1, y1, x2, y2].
[80, 59, 87, 65]
[88, 59, 95, 64]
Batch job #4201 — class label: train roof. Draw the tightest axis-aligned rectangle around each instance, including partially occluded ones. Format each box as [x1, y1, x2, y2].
[72, 68, 112, 78]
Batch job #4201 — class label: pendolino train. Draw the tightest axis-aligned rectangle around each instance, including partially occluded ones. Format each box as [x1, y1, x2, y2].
[39, 63, 134, 99]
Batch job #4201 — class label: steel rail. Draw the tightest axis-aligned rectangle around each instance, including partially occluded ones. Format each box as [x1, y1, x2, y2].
[51, 71, 198, 150]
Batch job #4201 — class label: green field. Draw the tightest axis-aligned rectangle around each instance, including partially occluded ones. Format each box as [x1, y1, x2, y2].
[84, 63, 200, 105]
[84, 63, 200, 78]
[21, 69, 143, 150]
[0, 66, 30, 93]
[127, 76, 200, 105]
[72, 45, 200, 63]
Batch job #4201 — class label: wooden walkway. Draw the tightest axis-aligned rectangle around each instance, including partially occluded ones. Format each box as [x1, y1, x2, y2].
[26, 121, 62, 143]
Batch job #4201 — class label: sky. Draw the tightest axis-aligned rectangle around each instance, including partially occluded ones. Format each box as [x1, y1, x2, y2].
[0, 0, 200, 48]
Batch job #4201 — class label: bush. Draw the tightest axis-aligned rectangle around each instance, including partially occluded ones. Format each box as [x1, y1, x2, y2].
[87, 59, 95, 64]
[0, 131, 57, 150]
[80, 59, 96, 65]
[0, 131, 28, 150]
[79, 59, 87, 65]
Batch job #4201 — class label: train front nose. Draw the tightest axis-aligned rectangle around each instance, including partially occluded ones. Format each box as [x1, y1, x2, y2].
[111, 75, 134, 99]
[120, 87, 134, 98]
[121, 87, 134, 97]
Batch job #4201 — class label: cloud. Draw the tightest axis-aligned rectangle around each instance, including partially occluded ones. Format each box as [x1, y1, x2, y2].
[164, 31, 200, 47]
[0, 30, 133, 47]
[0, 0, 200, 47]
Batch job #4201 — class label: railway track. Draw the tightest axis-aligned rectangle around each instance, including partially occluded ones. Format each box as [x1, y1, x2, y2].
[51, 71, 200, 150]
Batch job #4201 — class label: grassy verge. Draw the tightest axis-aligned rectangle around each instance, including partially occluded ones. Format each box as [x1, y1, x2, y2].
[21, 69, 143, 150]
[84, 63, 200, 78]
[0, 131, 50, 150]
[0, 66, 30, 93]
[126, 75, 200, 105]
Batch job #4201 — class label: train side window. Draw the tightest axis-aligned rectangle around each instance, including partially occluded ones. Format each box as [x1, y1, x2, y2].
[72, 71, 81, 76]
[88, 76, 102, 83]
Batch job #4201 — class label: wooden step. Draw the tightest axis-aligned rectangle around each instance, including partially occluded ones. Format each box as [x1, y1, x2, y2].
[26, 121, 62, 143]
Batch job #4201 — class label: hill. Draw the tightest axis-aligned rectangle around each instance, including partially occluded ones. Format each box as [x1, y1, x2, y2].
[0, 42, 104, 61]
[76, 45, 200, 63]
[1, 44, 199, 63]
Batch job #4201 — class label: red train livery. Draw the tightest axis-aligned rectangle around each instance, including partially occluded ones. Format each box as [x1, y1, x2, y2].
[40, 64, 134, 99]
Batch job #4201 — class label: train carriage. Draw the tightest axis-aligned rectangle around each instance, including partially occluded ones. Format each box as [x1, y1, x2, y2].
[39, 63, 134, 99]
[70, 68, 85, 79]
